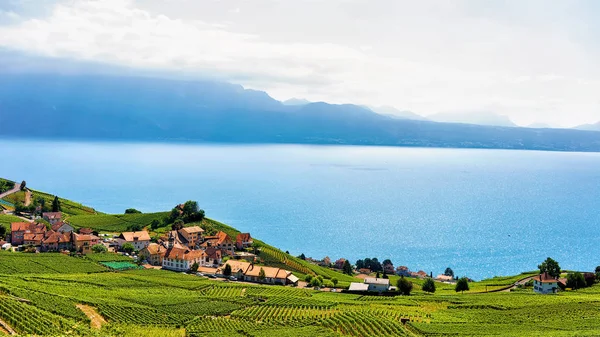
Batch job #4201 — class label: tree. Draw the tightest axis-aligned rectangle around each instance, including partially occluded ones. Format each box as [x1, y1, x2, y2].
[91, 244, 107, 253]
[355, 259, 365, 270]
[190, 262, 199, 273]
[19, 180, 26, 190]
[298, 253, 306, 260]
[150, 219, 161, 230]
[0, 226, 6, 239]
[310, 277, 322, 288]
[422, 278, 436, 293]
[51, 196, 61, 212]
[382, 271, 388, 279]
[444, 267, 454, 278]
[258, 268, 266, 281]
[304, 275, 313, 283]
[223, 264, 232, 277]
[566, 272, 586, 290]
[397, 276, 413, 295]
[595, 266, 600, 274]
[382, 259, 392, 266]
[342, 260, 353, 275]
[455, 277, 470, 293]
[125, 208, 141, 214]
[376, 272, 380, 278]
[122, 243, 135, 254]
[127, 223, 143, 232]
[171, 219, 184, 231]
[331, 277, 338, 286]
[538, 257, 561, 278]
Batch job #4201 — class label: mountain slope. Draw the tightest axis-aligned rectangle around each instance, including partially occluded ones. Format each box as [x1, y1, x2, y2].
[368, 106, 427, 120]
[427, 111, 517, 127]
[1, 74, 599, 152]
[574, 122, 600, 131]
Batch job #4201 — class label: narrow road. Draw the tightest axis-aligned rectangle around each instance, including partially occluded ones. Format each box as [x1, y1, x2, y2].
[76, 304, 106, 329]
[0, 318, 16, 335]
[0, 183, 20, 200]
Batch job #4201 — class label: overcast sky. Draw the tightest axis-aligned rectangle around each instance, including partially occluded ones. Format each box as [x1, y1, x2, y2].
[0, 0, 599, 127]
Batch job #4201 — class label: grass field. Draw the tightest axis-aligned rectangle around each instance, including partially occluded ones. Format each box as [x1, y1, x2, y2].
[68, 212, 170, 232]
[31, 190, 98, 216]
[0, 251, 599, 336]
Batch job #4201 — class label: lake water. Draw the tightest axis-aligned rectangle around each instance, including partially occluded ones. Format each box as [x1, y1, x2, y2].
[1, 139, 599, 279]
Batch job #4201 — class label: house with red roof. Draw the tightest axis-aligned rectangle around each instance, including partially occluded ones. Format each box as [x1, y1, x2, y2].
[42, 212, 62, 225]
[236, 233, 252, 250]
[533, 272, 566, 294]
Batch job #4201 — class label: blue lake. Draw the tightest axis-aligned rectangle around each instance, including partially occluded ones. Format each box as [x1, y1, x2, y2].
[1, 139, 599, 279]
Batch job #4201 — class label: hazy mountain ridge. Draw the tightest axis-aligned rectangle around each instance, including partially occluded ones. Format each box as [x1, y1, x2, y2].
[427, 111, 517, 127]
[1, 73, 599, 152]
[574, 122, 600, 131]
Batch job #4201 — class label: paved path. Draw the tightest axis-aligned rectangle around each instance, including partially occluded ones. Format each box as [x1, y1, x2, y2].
[0, 183, 20, 200]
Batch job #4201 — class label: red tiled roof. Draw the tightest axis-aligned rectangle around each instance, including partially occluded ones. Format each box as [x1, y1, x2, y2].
[119, 231, 151, 242]
[236, 233, 252, 243]
[43, 231, 71, 244]
[11, 222, 30, 232]
[78, 228, 93, 235]
[533, 272, 562, 284]
[42, 212, 62, 220]
[215, 231, 232, 245]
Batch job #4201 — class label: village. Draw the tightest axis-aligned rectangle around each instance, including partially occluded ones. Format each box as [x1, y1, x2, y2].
[2, 208, 592, 295]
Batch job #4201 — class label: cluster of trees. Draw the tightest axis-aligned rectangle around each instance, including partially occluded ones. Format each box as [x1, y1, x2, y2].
[537, 257, 599, 291]
[14, 195, 61, 215]
[355, 257, 384, 272]
[125, 208, 141, 214]
[396, 276, 413, 295]
[305, 275, 338, 288]
[169, 201, 205, 224]
[0, 180, 15, 194]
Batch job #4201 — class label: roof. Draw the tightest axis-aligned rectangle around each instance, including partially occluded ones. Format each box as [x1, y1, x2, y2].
[119, 231, 151, 242]
[215, 231, 232, 245]
[11, 222, 31, 232]
[348, 283, 370, 291]
[397, 266, 409, 271]
[24, 233, 45, 242]
[287, 274, 299, 283]
[42, 212, 62, 220]
[73, 233, 100, 242]
[436, 275, 454, 281]
[203, 246, 222, 260]
[236, 233, 252, 243]
[245, 264, 290, 279]
[143, 243, 166, 256]
[179, 226, 204, 235]
[533, 272, 562, 284]
[78, 228, 93, 235]
[164, 246, 205, 261]
[364, 278, 390, 286]
[223, 260, 251, 274]
[43, 231, 71, 244]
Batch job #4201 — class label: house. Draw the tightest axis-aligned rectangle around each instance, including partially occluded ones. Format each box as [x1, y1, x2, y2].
[396, 266, 410, 277]
[10, 222, 46, 246]
[436, 274, 454, 282]
[139, 243, 167, 266]
[409, 270, 428, 279]
[164, 230, 190, 248]
[202, 231, 234, 255]
[117, 231, 151, 251]
[42, 212, 62, 225]
[235, 233, 253, 250]
[364, 277, 391, 292]
[383, 262, 395, 275]
[41, 231, 72, 252]
[200, 247, 222, 267]
[162, 233, 206, 271]
[533, 272, 566, 294]
[78, 228, 94, 235]
[72, 232, 100, 254]
[220, 260, 297, 285]
[23, 233, 45, 246]
[358, 268, 371, 275]
[178, 226, 204, 248]
[334, 258, 346, 270]
[51, 222, 74, 234]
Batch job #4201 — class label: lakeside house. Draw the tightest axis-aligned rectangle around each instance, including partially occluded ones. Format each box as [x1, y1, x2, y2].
[42, 212, 62, 225]
[41, 231, 71, 252]
[10, 221, 100, 253]
[235, 232, 253, 250]
[178, 226, 204, 248]
[10, 222, 46, 246]
[436, 274, 455, 282]
[117, 231, 151, 251]
[533, 272, 567, 294]
[161, 232, 224, 271]
[221, 260, 298, 285]
[334, 258, 346, 270]
[349, 277, 391, 293]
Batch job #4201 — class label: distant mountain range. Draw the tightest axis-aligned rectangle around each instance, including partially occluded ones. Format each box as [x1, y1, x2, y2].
[574, 122, 600, 131]
[1, 73, 599, 152]
[427, 111, 517, 127]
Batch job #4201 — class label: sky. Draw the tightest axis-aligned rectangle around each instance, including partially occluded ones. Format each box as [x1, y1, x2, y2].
[0, 0, 599, 127]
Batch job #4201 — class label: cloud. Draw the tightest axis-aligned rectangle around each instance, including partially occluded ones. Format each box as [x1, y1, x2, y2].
[0, 0, 598, 127]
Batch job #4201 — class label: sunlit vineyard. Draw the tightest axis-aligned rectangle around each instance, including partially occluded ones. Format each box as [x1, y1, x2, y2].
[0, 246, 600, 336]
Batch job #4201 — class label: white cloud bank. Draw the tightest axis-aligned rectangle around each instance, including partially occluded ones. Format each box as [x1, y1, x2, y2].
[0, 0, 599, 127]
